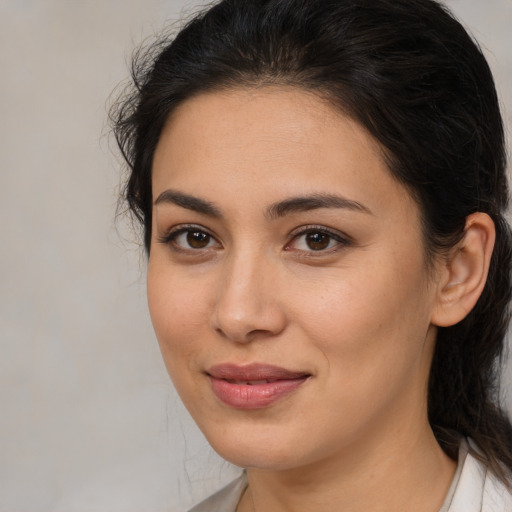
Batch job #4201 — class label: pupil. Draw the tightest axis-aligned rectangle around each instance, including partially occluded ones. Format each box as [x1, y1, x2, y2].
[187, 231, 209, 248]
[306, 232, 329, 250]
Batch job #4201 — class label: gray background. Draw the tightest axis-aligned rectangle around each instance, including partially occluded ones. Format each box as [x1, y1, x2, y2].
[0, 1, 510, 511]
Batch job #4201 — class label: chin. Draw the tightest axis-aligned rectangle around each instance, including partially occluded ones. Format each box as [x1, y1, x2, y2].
[213, 444, 300, 470]
[200, 422, 316, 471]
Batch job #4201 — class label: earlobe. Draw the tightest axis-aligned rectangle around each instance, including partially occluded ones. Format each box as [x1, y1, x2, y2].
[431, 213, 495, 327]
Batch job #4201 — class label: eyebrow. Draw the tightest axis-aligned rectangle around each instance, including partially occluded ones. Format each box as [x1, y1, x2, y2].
[266, 193, 372, 219]
[153, 190, 371, 219]
[154, 189, 222, 218]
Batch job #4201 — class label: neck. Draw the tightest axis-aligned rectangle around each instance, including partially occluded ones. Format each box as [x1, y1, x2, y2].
[238, 422, 456, 512]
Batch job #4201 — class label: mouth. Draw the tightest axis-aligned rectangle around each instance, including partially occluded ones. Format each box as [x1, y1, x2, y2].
[206, 363, 311, 409]
[223, 378, 286, 385]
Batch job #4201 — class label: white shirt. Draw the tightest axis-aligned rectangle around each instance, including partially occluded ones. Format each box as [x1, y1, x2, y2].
[189, 440, 512, 512]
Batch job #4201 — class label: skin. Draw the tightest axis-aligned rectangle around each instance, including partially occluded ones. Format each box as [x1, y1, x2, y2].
[148, 87, 462, 511]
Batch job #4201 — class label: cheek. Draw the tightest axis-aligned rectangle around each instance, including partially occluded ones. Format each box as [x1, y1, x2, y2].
[147, 262, 212, 371]
[290, 252, 433, 377]
[146, 266, 217, 414]
[287, 261, 435, 442]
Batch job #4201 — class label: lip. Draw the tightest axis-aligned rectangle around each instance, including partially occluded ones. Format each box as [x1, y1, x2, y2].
[207, 363, 311, 410]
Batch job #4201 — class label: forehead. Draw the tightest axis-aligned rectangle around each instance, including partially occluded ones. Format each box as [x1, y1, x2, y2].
[152, 86, 416, 222]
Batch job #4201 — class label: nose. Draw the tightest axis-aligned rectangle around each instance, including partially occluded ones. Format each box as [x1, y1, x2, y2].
[210, 252, 287, 343]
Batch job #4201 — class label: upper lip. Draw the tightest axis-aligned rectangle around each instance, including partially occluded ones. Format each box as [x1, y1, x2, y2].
[207, 363, 310, 381]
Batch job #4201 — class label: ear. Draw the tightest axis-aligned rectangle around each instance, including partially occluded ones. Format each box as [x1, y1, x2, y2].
[431, 212, 495, 327]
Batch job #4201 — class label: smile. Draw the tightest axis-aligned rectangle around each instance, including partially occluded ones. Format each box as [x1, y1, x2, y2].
[207, 363, 311, 409]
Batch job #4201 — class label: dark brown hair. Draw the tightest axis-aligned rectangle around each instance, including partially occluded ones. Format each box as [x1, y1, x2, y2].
[111, 0, 512, 483]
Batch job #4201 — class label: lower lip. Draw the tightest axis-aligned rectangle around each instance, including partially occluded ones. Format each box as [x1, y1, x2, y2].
[209, 376, 309, 409]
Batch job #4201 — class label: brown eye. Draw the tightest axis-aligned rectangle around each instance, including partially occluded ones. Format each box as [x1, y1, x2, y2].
[287, 227, 349, 253]
[186, 230, 211, 248]
[162, 227, 220, 251]
[305, 232, 330, 250]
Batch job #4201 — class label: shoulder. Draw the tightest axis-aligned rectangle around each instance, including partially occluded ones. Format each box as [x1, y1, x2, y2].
[188, 473, 247, 512]
[448, 439, 512, 512]
[481, 467, 512, 512]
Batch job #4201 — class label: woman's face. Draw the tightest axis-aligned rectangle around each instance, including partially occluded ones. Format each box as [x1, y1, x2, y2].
[148, 88, 441, 470]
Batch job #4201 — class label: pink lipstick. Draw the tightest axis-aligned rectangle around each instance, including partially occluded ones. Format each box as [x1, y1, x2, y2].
[207, 363, 310, 409]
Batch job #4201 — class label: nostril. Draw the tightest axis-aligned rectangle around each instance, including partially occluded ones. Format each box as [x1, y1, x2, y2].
[211, 303, 287, 343]
[210, 267, 287, 342]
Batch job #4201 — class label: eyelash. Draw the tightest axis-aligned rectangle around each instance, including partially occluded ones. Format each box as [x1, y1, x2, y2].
[286, 225, 352, 255]
[157, 224, 351, 255]
[157, 224, 219, 253]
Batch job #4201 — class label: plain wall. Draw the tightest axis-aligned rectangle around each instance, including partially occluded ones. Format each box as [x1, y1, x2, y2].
[0, 1, 510, 511]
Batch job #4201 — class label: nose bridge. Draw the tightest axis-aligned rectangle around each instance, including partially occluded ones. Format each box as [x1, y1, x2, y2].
[212, 245, 285, 342]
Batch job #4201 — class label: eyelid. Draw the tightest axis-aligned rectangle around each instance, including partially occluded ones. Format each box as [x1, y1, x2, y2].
[156, 223, 351, 255]
[285, 225, 352, 252]
[157, 223, 221, 249]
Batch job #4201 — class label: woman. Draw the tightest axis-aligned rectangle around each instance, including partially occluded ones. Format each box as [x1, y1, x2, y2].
[111, 0, 512, 510]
